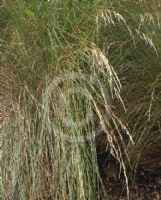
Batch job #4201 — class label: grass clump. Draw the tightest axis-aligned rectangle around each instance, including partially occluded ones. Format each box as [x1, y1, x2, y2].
[1, 0, 161, 199]
[1, 1, 121, 199]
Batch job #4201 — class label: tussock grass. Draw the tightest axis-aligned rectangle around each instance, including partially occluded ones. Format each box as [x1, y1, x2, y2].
[1, 0, 161, 199]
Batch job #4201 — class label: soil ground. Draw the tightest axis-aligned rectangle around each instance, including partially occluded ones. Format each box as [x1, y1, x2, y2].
[98, 153, 161, 200]
[105, 167, 161, 200]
